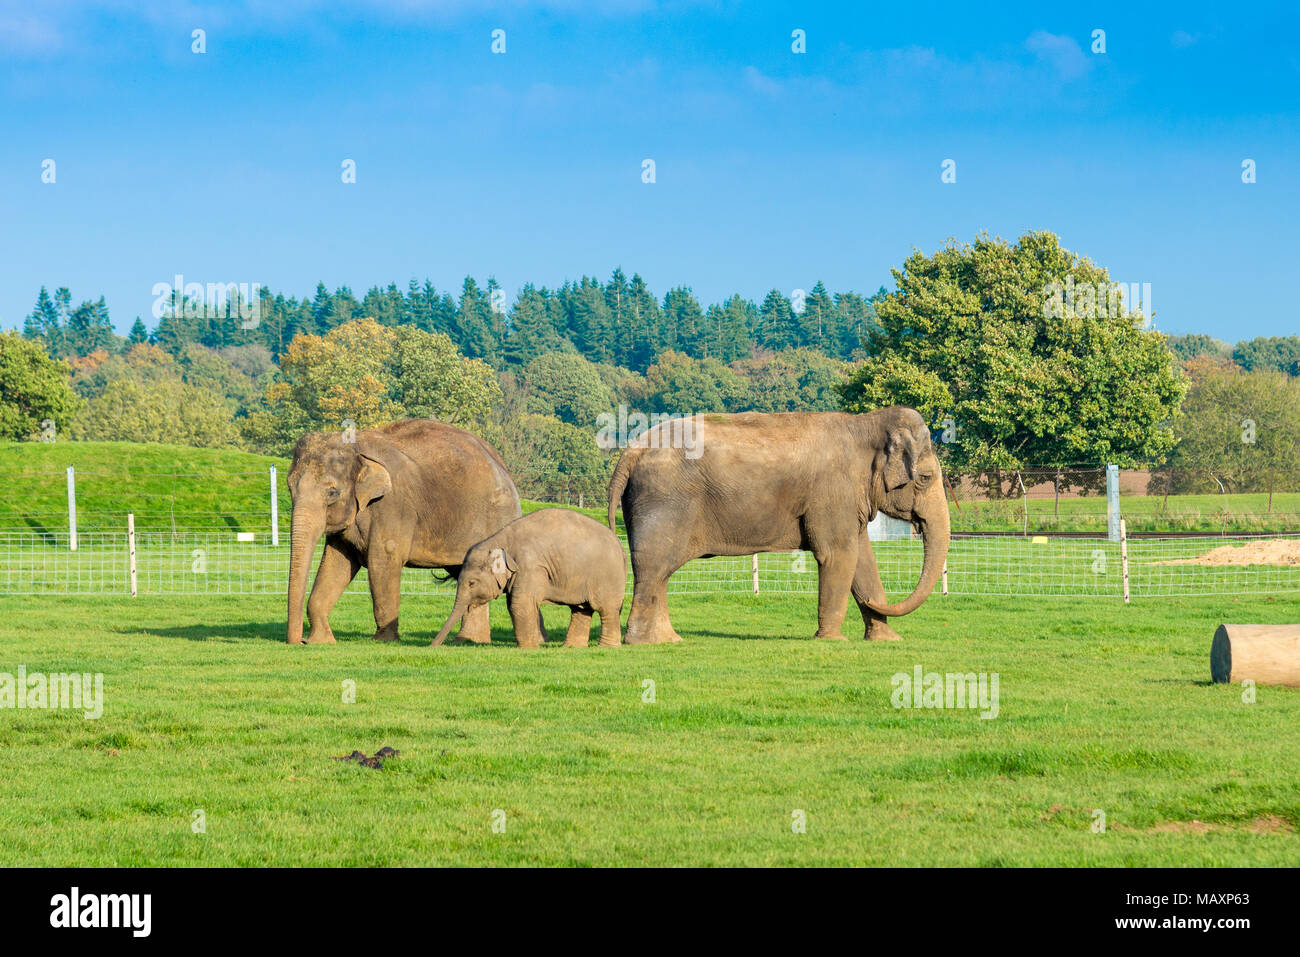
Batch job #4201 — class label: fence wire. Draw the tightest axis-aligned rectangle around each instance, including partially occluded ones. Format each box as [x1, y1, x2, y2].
[3, 527, 1298, 599]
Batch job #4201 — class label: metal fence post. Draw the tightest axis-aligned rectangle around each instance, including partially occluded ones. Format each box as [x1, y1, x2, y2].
[1120, 519, 1130, 605]
[270, 466, 279, 547]
[1106, 464, 1121, 543]
[67, 466, 77, 551]
[127, 513, 138, 598]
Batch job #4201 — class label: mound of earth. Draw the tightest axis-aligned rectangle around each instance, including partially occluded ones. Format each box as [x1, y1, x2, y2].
[1155, 539, 1300, 567]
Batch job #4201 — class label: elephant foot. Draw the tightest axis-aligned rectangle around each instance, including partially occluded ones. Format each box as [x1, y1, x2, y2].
[305, 629, 336, 644]
[371, 627, 400, 643]
[625, 621, 682, 645]
[458, 629, 492, 644]
[813, 631, 848, 641]
[597, 634, 622, 648]
[864, 620, 903, 642]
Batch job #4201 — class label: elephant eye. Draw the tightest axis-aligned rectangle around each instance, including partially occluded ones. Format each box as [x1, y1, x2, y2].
[324, 487, 340, 502]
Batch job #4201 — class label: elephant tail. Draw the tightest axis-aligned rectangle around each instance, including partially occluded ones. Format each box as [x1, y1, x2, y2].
[607, 447, 643, 533]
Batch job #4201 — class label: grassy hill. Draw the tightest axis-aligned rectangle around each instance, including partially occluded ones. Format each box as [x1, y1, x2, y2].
[0, 441, 605, 535]
[3, 440, 1297, 535]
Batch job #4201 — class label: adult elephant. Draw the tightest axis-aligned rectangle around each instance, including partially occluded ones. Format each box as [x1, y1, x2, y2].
[286, 419, 521, 645]
[607, 406, 950, 644]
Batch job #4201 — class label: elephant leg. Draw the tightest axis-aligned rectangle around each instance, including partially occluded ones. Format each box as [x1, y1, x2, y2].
[367, 539, 408, 642]
[811, 546, 855, 640]
[507, 582, 546, 649]
[625, 546, 684, 645]
[596, 602, 622, 648]
[564, 607, 592, 647]
[853, 531, 902, 642]
[305, 541, 360, 644]
[458, 601, 492, 644]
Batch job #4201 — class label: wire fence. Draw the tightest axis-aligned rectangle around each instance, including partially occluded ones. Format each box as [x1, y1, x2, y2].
[4, 526, 1298, 599]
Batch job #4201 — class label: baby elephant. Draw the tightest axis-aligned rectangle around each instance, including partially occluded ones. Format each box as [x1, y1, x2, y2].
[432, 508, 626, 649]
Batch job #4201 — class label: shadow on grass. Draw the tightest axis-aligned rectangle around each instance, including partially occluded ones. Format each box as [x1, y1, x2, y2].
[124, 622, 525, 646]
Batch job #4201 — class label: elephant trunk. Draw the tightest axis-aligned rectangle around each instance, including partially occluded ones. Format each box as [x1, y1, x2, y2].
[865, 486, 951, 618]
[432, 593, 470, 647]
[287, 505, 325, 644]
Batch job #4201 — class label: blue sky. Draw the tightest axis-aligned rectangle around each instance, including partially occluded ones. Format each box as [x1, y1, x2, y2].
[1, 0, 1296, 341]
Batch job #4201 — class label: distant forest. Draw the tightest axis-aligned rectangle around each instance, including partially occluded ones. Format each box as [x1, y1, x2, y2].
[20, 272, 890, 372]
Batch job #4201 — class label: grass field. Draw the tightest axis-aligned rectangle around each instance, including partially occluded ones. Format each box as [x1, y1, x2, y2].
[2, 589, 1298, 866]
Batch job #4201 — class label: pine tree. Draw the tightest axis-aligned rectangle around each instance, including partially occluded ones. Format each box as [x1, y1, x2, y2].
[454, 277, 499, 364]
[758, 289, 796, 351]
[23, 287, 64, 356]
[799, 281, 836, 351]
[127, 317, 150, 347]
[663, 286, 705, 358]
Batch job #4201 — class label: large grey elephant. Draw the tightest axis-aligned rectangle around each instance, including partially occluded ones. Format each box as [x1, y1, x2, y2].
[607, 406, 950, 644]
[286, 419, 521, 645]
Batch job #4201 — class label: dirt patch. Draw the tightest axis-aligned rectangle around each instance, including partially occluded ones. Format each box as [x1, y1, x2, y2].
[1244, 814, 1294, 835]
[1155, 539, 1300, 567]
[1150, 819, 1216, 834]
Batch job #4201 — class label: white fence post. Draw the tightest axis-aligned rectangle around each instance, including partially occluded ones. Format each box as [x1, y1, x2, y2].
[67, 466, 77, 551]
[752, 554, 759, 594]
[1120, 519, 1130, 605]
[127, 512, 138, 598]
[942, 560, 949, 596]
[270, 466, 280, 547]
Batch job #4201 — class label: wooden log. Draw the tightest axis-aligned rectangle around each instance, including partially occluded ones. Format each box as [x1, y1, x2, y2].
[1211, 624, 1300, 688]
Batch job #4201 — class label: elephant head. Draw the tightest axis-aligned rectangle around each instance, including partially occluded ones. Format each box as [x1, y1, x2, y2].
[285, 431, 397, 644]
[865, 409, 952, 617]
[431, 544, 516, 646]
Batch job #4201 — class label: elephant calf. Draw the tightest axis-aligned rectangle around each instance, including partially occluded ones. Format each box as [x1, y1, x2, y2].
[432, 508, 626, 649]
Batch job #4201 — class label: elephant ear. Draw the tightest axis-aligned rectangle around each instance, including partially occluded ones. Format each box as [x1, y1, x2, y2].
[882, 428, 917, 490]
[489, 547, 517, 591]
[354, 455, 393, 511]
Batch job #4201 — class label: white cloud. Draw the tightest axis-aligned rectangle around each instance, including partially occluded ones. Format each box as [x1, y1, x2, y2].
[1025, 30, 1091, 81]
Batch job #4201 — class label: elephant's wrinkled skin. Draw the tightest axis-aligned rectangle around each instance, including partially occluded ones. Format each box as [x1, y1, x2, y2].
[433, 508, 626, 649]
[286, 419, 521, 645]
[607, 406, 950, 644]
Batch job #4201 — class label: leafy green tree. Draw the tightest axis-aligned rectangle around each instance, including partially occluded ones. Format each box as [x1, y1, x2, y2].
[1232, 336, 1300, 375]
[0, 331, 81, 439]
[242, 317, 501, 455]
[1166, 368, 1300, 495]
[70, 377, 239, 447]
[636, 350, 751, 413]
[519, 352, 613, 426]
[1166, 333, 1230, 362]
[501, 413, 612, 504]
[840, 231, 1184, 470]
[733, 348, 849, 412]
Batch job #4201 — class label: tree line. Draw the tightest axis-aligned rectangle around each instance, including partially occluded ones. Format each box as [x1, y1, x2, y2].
[6, 231, 1299, 502]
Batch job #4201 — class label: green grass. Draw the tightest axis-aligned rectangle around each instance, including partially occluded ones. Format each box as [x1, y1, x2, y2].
[2, 590, 1297, 866]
